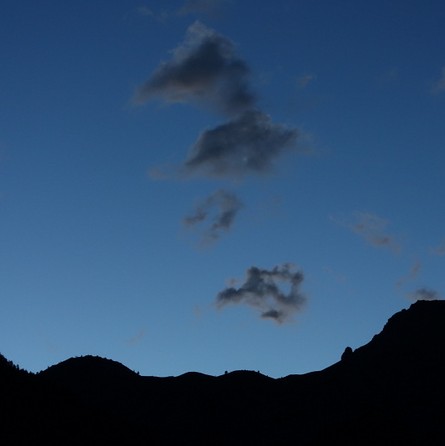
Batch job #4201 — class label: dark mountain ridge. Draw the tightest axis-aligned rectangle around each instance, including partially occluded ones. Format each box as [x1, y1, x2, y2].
[42, 355, 138, 381]
[1, 300, 444, 445]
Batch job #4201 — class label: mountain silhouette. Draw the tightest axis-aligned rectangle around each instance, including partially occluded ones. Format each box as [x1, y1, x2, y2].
[42, 355, 138, 381]
[1, 300, 444, 445]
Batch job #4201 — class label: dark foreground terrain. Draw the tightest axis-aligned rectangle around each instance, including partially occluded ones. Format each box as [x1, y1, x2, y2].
[1, 300, 445, 445]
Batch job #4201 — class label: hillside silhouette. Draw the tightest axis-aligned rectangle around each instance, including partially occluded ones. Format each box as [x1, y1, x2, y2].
[1, 300, 444, 445]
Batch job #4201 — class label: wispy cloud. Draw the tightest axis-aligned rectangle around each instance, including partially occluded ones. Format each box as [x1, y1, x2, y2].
[334, 211, 400, 252]
[134, 21, 255, 116]
[296, 74, 316, 88]
[432, 66, 445, 94]
[216, 264, 306, 324]
[408, 287, 441, 302]
[125, 329, 146, 347]
[184, 189, 243, 243]
[184, 109, 298, 179]
[396, 260, 421, 288]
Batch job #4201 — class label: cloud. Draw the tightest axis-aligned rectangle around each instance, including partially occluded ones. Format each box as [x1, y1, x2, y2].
[133, 21, 255, 116]
[396, 261, 421, 288]
[216, 264, 306, 323]
[178, 0, 229, 17]
[183, 109, 298, 178]
[134, 22, 301, 181]
[408, 287, 441, 302]
[184, 189, 243, 242]
[125, 329, 146, 347]
[335, 211, 400, 252]
[432, 66, 445, 94]
[296, 74, 316, 88]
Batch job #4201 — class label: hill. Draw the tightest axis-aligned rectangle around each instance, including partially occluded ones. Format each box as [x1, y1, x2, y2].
[1, 300, 444, 444]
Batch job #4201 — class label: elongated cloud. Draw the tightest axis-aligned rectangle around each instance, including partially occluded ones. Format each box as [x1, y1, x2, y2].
[216, 264, 306, 323]
[396, 261, 421, 288]
[408, 287, 441, 302]
[184, 189, 243, 242]
[134, 21, 255, 115]
[184, 109, 298, 178]
[125, 329, 146, 347]
[297, 74, 316, 88]
[335, 211, 400, 252]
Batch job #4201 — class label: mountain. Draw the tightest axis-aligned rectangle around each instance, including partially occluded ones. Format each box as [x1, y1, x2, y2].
[1, 300, 444, 445]
[42, 355, 138, 381]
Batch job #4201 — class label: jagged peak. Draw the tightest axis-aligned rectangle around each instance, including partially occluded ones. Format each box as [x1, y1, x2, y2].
[378, 299, 445, 339]
[341, 300, 445, 371]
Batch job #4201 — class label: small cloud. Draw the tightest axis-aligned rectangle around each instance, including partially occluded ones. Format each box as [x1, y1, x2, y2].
[296, 74, 316, 88]
[334, 211, 400, 252]
[408, 287, 441, 302]
[216, 263, 306, 324]
[183, 109, 299, 179]
[396, 260, 421, 288]
[178, 0, 229, 17]
[133, 21, 255, 116]
[184, 189, 243, 243]
[432, 66, 445, 94]
[125, 329, 146, 347]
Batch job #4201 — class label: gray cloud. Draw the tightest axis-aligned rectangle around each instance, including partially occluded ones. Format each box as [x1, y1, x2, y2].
[184, 109, 298, 178]
[184, 189, 243, 242]
[125, 329, 146, 347]
[216, 264, 306, 323]
[432, 66, 445, 94]
[134, 21, 300, 180]
[134, 21, 255, 116]
[335, 211, 400, 252]
[297, 74, 316, 88]
[396, 261, 421, 288]
[408, 287, 441, 302]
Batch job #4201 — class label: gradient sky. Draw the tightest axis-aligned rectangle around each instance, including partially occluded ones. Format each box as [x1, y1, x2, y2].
[1, 0, 444, 378]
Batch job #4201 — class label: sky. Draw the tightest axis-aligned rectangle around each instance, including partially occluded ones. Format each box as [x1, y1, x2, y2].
[1, 0, 444, 378]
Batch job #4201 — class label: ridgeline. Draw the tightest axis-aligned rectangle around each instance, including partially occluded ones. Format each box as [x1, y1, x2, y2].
[1, 300, 444, 445]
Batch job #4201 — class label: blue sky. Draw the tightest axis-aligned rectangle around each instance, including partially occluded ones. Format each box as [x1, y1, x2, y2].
[1, 0, 444, 377]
